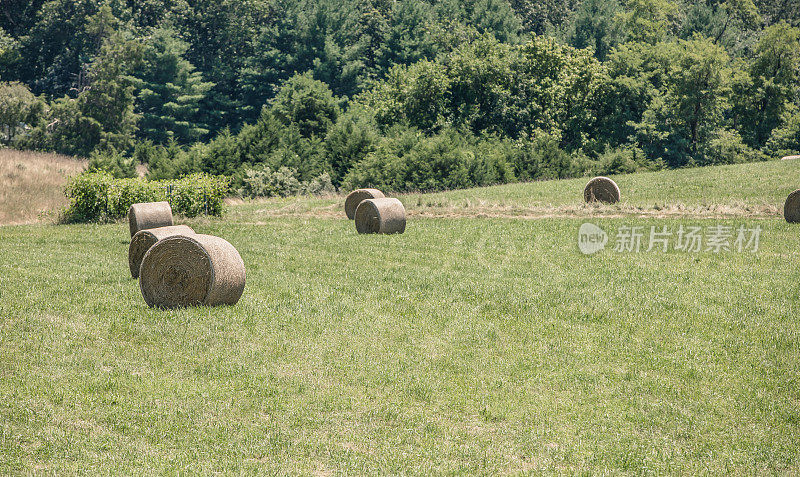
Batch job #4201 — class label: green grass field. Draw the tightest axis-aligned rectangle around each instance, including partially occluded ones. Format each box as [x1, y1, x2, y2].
[2, 161, 800, 473]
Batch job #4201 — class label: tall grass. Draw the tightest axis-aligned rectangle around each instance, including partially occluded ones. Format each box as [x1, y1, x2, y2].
[0, 149, 85, 225]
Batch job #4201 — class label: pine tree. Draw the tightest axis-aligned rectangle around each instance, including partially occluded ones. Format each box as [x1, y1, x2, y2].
[132, 27, 214, 145]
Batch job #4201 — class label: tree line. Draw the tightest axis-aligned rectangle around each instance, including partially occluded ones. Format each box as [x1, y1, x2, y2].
[0, 0, 798, 194]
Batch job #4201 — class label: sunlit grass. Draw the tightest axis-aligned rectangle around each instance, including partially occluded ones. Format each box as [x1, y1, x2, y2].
[0, 149, 85, 225]
[1, 213, 798, 473]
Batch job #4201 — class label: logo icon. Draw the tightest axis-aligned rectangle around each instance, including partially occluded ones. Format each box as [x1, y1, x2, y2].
[578, 223, 607, 255]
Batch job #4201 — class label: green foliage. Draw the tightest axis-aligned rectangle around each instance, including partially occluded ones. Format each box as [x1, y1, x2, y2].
[63, 171, 230, 223]
[564, 0, 623, 60]
[608, 37, 737, 167]
[765, 105, 800, 157]
[360, 35, 607, 151]
[0, 82, 47, 145]
[732, 22, 800, 148]
[0, 27, 22, 77]
[270, 73, 340, 139]
[513, 133, 591, 180]
[594, 144, 659, 174]
[510, 0, 579, 35]
[469, 0, 522, 43]
[4, 0, 798, 195]
[699, 128, 766, 165]
[342, 127, 518, 192]
[44, 30, 141, 157]
[239, 165, 335, 198]
[132, 28, 213, 145]
[618, 0, 679, 44]
[86, 147, 137, 178]
[324, 110, 379, 186]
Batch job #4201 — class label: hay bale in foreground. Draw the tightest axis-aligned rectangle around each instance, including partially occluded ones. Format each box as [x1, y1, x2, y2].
[784, 189, 800, 223]
[355, 198, 406, 234]
[344, 188, 385, 219]
[584, 177, 621, 204]
[128, 201, 173, 237]
[128, 225, 195, 279]
[139, 234, 245, 308]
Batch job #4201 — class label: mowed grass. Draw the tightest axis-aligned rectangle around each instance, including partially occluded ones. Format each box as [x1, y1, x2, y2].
[0, 149, 86, 225]
[1, 211, 799, 472]
[228, 159, 800, 221]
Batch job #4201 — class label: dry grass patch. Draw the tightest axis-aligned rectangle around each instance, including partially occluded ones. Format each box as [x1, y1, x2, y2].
[0, 149, 85, 225]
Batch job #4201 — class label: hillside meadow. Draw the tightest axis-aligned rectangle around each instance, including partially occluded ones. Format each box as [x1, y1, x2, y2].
[0, 149, 85, 225]
[1, 159, 799, 473]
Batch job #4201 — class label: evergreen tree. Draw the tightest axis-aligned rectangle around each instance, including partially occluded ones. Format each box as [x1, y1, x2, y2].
[132, 27, 213, 145]
[47, 30, 141, 156]
[564, 0, 623, 60]
[732, 22, 800, 148]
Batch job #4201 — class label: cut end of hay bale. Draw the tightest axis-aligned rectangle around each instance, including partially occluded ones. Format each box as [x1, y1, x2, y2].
[584, 177, 621, 204]
[139, 234, 245, 308]
[355, 197, 406, 234]
[128, 201, 174, 237]
[128, 225, 195, 279]
[344, 188, 385, 219]
[784, 189, 800, 223]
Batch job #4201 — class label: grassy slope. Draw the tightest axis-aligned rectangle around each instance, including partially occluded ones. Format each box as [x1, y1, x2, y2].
[0, 149, 85, 225]
[228, 159, 800, 220]
[1, 160, 800, 473]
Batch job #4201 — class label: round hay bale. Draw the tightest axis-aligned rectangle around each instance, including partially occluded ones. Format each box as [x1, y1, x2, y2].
[784, 189, 800, 223]
[128, 201, 173, 237]
[139, 234, 245, 308]
[355, 198, 406, 234]
[344, 188, 385, 219]
[584, 176, 621, 204]
[128, 225, 195, 279]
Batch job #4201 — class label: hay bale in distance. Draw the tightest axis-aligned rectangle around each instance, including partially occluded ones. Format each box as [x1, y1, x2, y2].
[781, 155, 800, 161]
[784, 189, 800, 223]
[584, 177, 621, 204]
[355, 198, 406, 234]
[139, 234, 245, 308]
[128, 201, 173, 237]
[344, 188, 385, 219]
[128, 225, 195, 279]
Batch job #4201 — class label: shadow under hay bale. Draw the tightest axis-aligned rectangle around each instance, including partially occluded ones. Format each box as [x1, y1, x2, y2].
[584, 177, 621, 204]
[355, 198, 406, 234]
[128, 201, 173, 237]
[345, 188, 385, 219]
[128, 225, 195, 279]
[139, 234, 245, 308]
[784, 189, 800, 223]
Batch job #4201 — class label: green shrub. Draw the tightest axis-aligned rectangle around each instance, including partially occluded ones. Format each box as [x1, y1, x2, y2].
[700, 129, 766, 165]
[63, 172, 230, 223]
[593, 145, 660, 175]
[512, 135, 587, 181]
[87, 147, 137, 178]
[341, 128, 518, 192]
[239, 166, 336, 198]
[240, 166, 302, 198]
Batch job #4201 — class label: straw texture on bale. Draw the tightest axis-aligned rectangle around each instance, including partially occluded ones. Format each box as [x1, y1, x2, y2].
[784, 189, 800, 223]
[355, 198, 406, 234]
[345, 188, 385, 219]
[128, 225, 195, 279]
[139, 234, 245, 308]
[584, 176, 621, 204]
[128, 201, 174, 237]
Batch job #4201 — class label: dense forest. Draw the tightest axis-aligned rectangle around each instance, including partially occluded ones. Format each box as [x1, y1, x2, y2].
[1, 0, 799, 195]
